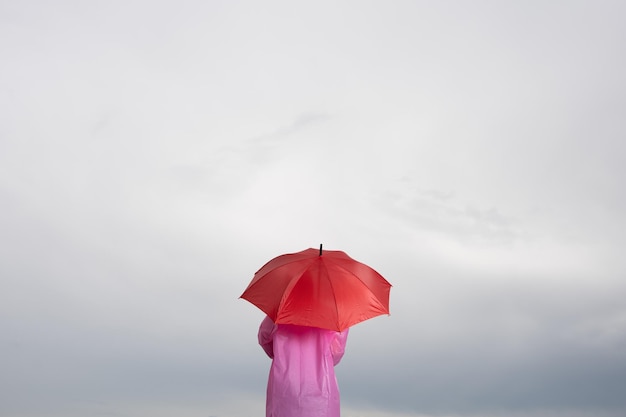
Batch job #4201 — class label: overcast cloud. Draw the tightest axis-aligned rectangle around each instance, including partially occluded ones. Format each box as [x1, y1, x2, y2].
[1, 1, 626, 416]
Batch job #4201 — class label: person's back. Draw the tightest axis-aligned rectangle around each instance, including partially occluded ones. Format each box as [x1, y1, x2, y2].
[259, 316, 349, 417]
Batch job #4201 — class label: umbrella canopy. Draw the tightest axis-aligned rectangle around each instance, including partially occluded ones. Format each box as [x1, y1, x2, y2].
[240, 246, 391, 331]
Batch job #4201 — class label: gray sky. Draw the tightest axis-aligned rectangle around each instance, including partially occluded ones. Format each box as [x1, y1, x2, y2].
[1, 1, 626, 416]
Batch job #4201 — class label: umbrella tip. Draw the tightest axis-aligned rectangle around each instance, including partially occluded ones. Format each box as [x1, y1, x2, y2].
[319, 243, 322, 256]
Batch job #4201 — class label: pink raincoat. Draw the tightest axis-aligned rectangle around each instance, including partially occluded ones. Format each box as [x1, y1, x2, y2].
[258, 316, 349, 417]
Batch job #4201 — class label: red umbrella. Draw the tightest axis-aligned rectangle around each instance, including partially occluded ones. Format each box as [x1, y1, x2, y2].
[240, 245, 391, 331]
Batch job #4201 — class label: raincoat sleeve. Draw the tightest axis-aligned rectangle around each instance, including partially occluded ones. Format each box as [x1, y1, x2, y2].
[331, 328, 349, 366]
[258, 316, 277, 359]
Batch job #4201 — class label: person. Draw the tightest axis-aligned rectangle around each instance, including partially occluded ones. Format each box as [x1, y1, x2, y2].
[258, 315, 349, 417]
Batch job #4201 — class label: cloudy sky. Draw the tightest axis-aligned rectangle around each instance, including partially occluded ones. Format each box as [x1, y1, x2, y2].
[1, 1, 626, 416]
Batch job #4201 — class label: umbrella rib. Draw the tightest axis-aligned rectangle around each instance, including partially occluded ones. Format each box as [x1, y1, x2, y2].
[318, 260, 340, 330]
[276, 265, 312, 321]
